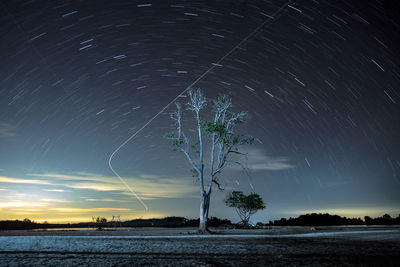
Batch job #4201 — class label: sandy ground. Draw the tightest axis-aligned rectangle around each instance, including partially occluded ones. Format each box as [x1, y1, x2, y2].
[0, 226, 399, 266]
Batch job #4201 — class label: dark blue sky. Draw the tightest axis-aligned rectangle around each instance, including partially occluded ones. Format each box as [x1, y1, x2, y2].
[0, 0, 399, 223]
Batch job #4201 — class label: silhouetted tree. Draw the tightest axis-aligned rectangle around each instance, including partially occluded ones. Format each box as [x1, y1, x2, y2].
[96, 216, 107, 230]
[382, 213, 391, 219]
[271, 213, 399, 226]
[364, 216, 373, 225]
[225, 191, 265, 226]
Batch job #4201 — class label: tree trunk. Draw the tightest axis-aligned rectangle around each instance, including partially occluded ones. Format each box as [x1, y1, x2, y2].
[242, 218, 250, 228]
[199, 192, 210, 233]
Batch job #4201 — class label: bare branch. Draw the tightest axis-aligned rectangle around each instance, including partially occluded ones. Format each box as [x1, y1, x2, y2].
[227, 150, 248, 157]
[187, 88, 207, 113]
[180, 147, 200, 173]
[212, 177, 224, 191]
[225, 159, 247, 169]
[168, 101, 200, 174]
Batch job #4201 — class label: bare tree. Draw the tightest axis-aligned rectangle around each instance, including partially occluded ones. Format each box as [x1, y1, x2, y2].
[169, 88, 253, 233]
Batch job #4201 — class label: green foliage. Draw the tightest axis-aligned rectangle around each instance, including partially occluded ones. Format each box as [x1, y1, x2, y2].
[202, 121, 227, 135]
[225, 191, 265, 226]
[190, 168, 199, 178]
[168, 132, 184, 151]
[190, 141, 200, 151]
[214, 96, 227, 108]
[200, 119, 253, 148]
[225, 191, 265, 210]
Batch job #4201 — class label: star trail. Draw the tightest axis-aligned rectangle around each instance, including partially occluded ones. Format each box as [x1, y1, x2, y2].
[0, 0, 399, 223]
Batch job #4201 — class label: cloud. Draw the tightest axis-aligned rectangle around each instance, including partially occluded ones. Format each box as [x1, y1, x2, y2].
[0, 176, 52, 185]
[24, 172, 198, 199]
[0, 172, 180, 222]
[230, 148, 295, 171]
[0, 201, 49, 215]
[249, 157, 295, 171]
[40, 198, 71, 203]
[33, 172, 110, 182]
[49, 207, 131, 213]
[67, 183, 120, 191]
[85, 198, 128, 202]
[43, 189, 69, 192]
[31, 211, 168, 223]
[0, 122, 16, 138]
[0, 199, 130, 216]
[0, 201, 48, 208]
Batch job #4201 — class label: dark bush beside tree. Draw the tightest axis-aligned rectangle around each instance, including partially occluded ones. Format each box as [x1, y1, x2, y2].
[225, 191, 266, 227]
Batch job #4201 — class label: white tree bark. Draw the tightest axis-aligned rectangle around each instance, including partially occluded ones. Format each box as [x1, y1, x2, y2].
[169, 88, 251, 233]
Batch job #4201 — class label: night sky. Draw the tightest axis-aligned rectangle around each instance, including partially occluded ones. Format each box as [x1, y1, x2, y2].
[0, 0, 399, 223]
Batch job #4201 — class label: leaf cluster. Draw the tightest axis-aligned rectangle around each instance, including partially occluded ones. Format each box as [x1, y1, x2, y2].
[225, 191, 266, 213]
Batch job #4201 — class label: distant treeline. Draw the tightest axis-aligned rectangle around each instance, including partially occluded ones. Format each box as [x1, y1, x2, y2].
[0, 217, 232, 230]
[269, 213, 400, 226]
[121, 216, 231, 228]
[1, 213, 399, 230]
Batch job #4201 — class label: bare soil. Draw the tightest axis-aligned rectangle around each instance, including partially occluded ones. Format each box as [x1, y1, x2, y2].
[0, 226, 399, 266]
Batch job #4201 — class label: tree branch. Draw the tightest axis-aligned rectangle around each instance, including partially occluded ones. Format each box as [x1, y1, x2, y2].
[168, 101, 200, 174]
[212, 177, 224, 191]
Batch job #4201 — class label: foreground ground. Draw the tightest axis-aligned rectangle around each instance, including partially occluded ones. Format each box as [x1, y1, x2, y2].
[0, 226, 399, 266]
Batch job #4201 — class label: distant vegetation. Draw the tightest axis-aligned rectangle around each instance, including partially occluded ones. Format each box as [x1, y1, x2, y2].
[269, 213, 400, 226]
[0, 213, 399, 230]
[95, 216, 107, 230]
[0, 217, 232, 230]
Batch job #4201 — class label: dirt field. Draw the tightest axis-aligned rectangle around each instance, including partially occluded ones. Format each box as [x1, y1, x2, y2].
[0, 226, 399, 266]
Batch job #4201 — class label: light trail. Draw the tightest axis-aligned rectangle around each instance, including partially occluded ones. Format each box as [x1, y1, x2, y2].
[109, 1, 293, 210]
